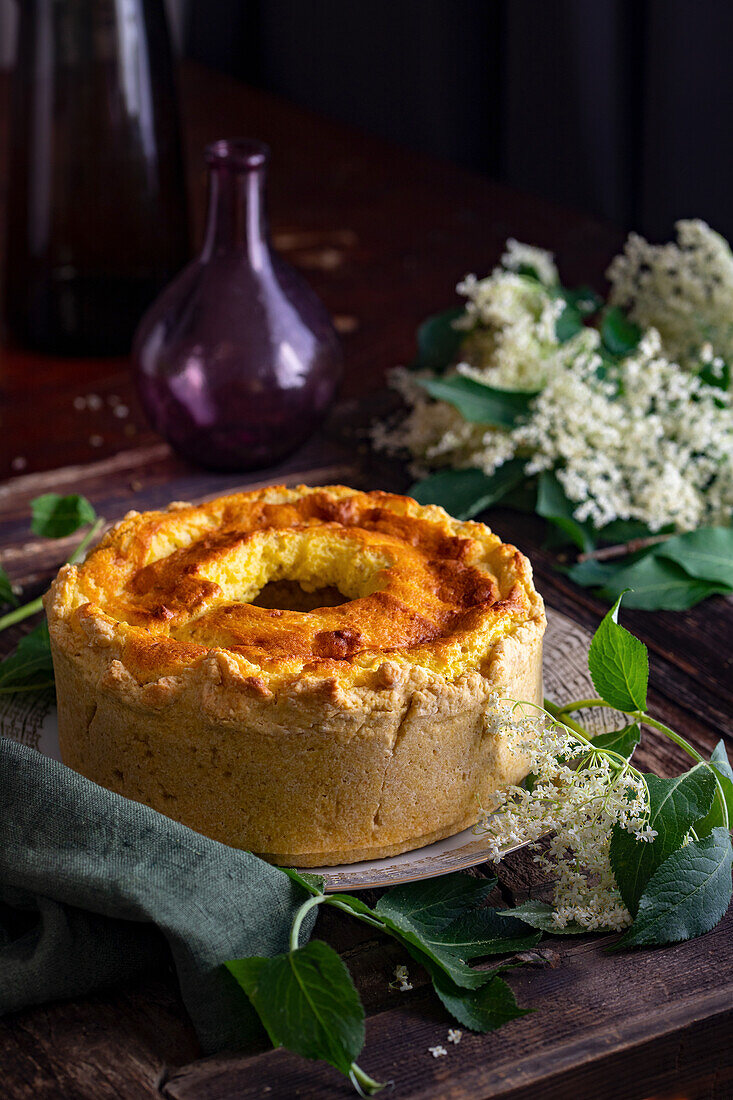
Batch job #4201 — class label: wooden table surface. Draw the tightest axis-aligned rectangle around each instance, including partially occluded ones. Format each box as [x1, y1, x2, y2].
[0, 62, 731, 1100]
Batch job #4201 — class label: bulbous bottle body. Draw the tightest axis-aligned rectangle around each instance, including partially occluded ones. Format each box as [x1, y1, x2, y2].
[133, 140, 342, 470]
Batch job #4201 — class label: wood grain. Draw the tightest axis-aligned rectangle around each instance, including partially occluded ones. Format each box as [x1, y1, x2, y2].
[161, 913, 733, 1100]
[0, 61, 730, 1100]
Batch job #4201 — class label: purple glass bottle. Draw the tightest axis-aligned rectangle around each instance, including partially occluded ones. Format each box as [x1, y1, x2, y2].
[133, 139, 343, 470]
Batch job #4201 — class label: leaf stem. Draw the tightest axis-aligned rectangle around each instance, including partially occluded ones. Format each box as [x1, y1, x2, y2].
[637, 714, 705, 764]
[289, 894, 325, 951]
[67, 516, 105, 564]
[289, 890, 388, 951]
[543, 698, 588, 738]
[0, 517, 105, 633]
[349, 1062, 385, 1096]
[554, 697, 607, 717]
[0, 596, 44, 632]
[636, 713, 729, 829]
[0, 679, 55, 695]
[324, 898, 387, 930]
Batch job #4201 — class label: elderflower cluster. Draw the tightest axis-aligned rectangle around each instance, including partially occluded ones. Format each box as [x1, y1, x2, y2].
[377, 230, 733, 534]
[515, 328, 733, 530]
[608, 219, 733, 369]
[479, 700, 656, 932]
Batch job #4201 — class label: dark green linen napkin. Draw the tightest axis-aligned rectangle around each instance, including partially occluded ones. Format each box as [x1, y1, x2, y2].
[0, 737, 316, 1052]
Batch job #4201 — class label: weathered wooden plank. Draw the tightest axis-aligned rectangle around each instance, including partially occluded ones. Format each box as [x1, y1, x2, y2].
[0, 978, 199, 1100]
[162, 908, 733, 1100]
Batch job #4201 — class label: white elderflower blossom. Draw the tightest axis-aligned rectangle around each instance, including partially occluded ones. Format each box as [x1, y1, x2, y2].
[376, 234, 733, 535]
[478, 700, 656, 932]
[500, 238, 560, 287]
[514, 331, 733, 531]
[455, 269, 581, 391]
[447, 1029, 463, 1044]
[389, 964, 413, 992]
[376, 366, 516, 478]
[608, 219, 733, 369]
[428, 1045, 448, 1058]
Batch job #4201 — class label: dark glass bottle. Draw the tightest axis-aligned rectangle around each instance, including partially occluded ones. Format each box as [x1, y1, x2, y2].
[133, 139, 343, 471]
[4, 0, 189, 356]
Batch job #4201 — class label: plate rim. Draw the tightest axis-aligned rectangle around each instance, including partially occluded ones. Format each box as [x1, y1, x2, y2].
[305, 828, 529, 892]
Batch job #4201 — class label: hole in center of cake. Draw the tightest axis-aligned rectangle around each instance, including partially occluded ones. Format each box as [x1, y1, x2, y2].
[250, 579, 351, 612]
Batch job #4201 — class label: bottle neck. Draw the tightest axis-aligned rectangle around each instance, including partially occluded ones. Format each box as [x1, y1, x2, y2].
[201, 165, 269, 268]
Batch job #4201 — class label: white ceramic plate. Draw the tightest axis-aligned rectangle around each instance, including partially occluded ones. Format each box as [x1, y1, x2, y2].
[312, 829, 529, 893]
[0, 607, 609, 892]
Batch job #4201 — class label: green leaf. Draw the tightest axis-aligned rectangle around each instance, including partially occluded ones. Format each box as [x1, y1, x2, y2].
[499, 900, 587, 935]
[656, 527, 733, 589]
[420, 908, 542, 960]
[536, 471, 596, 553]
[590, 723, 641, 760]
[375, 875, 507, 988]
[698, 359, 730, 391]
[511, 263, 546, 283]
[695, 741, 733, 836]
[376, 875, 497, 936]
[587, 594, 648, 712]
[555, 302, 584, 343]
[409, 459, 526, 520]
[280, 867, 325, 897]
[0, 621, 55, 694]
[567, 557, 625, 589]
[431, 967, 530, 1032]
[596, 519, 661, 544]
[568, 286, 604, 315]
[31, 494, 96, 538]
[414, 375, 536, 428]
[414, 308, 465, 371]
[710, 741, 733, 802]
[615, 828, 732, 948]
[226, 941, 365, 1078]
[600, 306, 641, 357]
[610, 766, 717, 915]
[598, 555, 731, 611]
[549, 286, 601, 343]
[0, 566, 18, 607]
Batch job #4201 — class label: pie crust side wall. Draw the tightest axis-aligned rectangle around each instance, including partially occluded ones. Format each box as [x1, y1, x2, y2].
[49, 616, 544, 866]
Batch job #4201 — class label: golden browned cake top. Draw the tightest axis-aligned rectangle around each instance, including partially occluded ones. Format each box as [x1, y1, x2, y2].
[48, 485, 543, 692]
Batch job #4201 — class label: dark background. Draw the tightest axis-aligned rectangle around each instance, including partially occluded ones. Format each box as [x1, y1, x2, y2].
[183, 0, 733, 242]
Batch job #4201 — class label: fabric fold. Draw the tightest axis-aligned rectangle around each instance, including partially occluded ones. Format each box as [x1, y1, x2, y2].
[0, 738, 315, 1052]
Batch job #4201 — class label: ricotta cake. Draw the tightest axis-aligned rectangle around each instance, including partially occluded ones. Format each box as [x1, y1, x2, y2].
[45, 485, 545, 865]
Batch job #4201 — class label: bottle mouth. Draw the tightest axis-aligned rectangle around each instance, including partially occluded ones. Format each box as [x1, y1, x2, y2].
[205, 139, 269, 170]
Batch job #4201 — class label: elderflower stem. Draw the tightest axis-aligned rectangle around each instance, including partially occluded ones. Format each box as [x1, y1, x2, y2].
[636, 713, 729, 829]
[0, 517, 105, 633]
